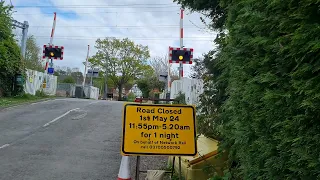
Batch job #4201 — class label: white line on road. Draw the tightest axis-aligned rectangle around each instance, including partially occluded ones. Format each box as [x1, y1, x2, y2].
[0, 144, 10, 149]
[43, 108, 80, 127]
[30, 99, 58, 105]
[88, 101, 100, 105]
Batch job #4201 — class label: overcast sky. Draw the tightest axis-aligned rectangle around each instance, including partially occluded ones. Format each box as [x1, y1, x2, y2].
[8, 0, 216, 77]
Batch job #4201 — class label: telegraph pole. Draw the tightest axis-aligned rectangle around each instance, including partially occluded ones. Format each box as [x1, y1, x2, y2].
[12, 20, 29, 58]
[82, 45, 90, 97]
[179, 8, 184, 79]
[103, 55, 109, 100]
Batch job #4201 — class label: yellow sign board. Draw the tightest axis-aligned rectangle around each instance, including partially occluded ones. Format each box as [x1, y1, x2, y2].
[121, 103, 197, 156]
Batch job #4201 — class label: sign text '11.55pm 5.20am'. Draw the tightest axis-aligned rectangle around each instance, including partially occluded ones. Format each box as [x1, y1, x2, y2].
[121, 103, 197, 156]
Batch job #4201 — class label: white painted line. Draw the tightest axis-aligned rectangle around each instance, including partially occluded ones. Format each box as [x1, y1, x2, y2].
[88, 101, 100, 105]
[43, 108, 80, 127]
[0, 144, 10, 149]
[30, 99, 57, 105]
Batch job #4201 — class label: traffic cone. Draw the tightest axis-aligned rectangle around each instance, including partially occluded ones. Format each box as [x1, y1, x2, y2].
[117, 155, 131, 180]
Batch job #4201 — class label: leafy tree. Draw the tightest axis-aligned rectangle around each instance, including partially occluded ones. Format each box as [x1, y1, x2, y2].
[139, 64, 155, 78]
[53, 71, 60, 76]
[70, 71, 83, 84]
[90, 37, 150, 100]
[0, 2, 24, 97]
[86, 57, 115, 98]
[176, 0, 320, 179]
[137, 78, 151, 98]
[55, 69, 66, 76]
[190, 57, 206, 79]
[137, 77, 165, 98]
[25, 35, 43, 72]
[136, 64, 165, 99]
[127, 92, 136, 102]
[62, 76, 75, 84]
[149, 56, 169, 77]
[148, 56, 179, 82]
[172, 91, 186, 105]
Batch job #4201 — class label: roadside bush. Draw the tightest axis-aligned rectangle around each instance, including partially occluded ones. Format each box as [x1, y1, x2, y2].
[127, 92, 136, 102]
[0, 2, 25, 97]
[35, 90, 48, 97]
[172, 91, 186, 105]
[175, 0, 320, 179]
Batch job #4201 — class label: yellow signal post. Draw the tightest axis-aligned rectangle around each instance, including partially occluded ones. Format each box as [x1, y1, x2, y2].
[42, 78, 47, 88]
[179, 55, 183, 61]
[50, 52, 54, 57]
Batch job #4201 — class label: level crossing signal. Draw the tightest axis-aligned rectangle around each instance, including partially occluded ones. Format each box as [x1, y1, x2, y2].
[168, 47, 193, 64]
[42, 45, 64, 60]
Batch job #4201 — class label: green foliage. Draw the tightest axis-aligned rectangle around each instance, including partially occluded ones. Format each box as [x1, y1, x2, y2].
[53, 71, 59, 76]
[35, 90, 49, 98]
[25, 35, 43, 72]
[0, 2, 24, 97]
[136, 62, 165, 99]
[0, 93, 52, 107]
[140, 64, 155, 78]
[62, 76, 75, 84]
[70, 72, 83, 81]
[137, 78, 150, 98]
[137, 76, 165, 98]
[90, 37, 150, 100]
[172, 91, 186, 105]
[177, 0, 320, 179]
[127, 92, 136, 102]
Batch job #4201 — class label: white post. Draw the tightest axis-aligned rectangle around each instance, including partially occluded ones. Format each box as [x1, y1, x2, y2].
[179, 8, 184, 79]
[43, 12, 56, 90]
[82, 45, 90, 97]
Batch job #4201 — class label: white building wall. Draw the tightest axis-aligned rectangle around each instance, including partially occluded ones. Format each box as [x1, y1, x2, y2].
[129, 84, 142, 97]
[170, 77, 204, 106]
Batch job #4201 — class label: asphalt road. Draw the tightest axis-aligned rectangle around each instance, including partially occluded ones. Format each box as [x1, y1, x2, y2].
[0, 98, 124, 180]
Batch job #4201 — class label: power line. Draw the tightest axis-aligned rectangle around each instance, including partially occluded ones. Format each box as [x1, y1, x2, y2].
[14, 3, 175, 7]
[34, 36, 213, 38]
[13, 10, 180, 15]
[13, 4, 179, 9]
[29, 25, 204, 29]
[32, 36, 214, 41]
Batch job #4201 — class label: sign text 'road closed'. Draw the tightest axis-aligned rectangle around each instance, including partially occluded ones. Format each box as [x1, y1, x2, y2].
[121, 103, 197, 156]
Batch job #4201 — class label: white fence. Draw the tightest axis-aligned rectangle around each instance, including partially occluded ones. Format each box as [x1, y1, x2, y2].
[84, 86, 100, 100]
[24, 69, 100, 99]
[169, 77, 204, 105]
[25, 69, 57, 96]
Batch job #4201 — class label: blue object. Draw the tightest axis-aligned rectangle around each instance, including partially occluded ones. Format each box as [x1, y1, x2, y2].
[48, 68, 54, 74]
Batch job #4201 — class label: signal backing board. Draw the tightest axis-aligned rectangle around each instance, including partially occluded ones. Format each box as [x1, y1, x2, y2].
[121, 103, 197, 156]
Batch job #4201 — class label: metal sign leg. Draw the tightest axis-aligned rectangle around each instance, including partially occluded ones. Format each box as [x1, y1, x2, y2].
[135, 156, 141, 180]
[171, 157, 176, 178]
[179, 157, 182, 180]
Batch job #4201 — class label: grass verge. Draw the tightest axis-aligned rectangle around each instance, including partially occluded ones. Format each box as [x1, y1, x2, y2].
[0, 91, 55, 108]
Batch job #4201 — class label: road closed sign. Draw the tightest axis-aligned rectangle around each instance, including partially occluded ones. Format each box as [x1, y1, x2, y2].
[121, 103, 197, 156]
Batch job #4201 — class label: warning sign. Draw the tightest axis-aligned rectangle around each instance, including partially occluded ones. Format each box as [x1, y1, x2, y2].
[121, 103, 197, 156]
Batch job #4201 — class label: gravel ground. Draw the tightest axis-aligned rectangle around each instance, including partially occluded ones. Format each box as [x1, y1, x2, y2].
[129, 155, 171, 180]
